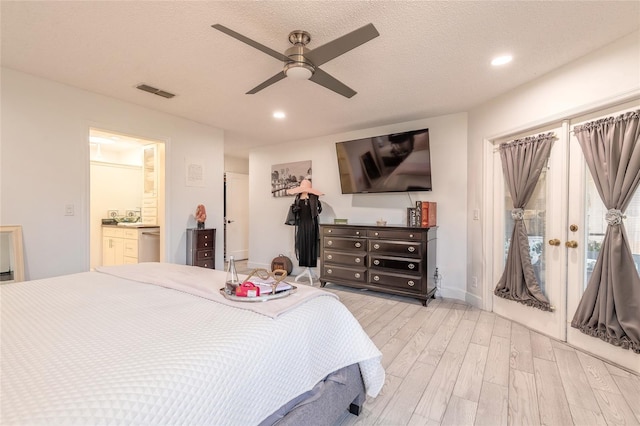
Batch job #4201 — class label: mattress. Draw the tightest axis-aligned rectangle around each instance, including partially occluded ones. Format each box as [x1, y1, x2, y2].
[0, 263, 384, 425]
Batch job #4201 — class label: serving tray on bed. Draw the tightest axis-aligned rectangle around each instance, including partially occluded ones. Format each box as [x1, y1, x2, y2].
[219, 268, 296, 302]
[219, 285, 297, 302]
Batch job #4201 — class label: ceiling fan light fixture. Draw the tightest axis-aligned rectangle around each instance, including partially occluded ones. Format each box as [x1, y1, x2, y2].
[284, 62, 314, 80]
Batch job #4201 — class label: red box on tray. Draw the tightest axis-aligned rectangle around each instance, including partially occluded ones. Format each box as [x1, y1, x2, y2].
[235, 281, 260, 297]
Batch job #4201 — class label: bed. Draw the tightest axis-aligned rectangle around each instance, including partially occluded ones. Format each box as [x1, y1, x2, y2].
[0, 262, 385, 425]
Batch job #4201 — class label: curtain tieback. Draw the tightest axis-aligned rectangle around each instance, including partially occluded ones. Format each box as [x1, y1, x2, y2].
[511, 208, 524, 220]
[605, 209, 626, 226]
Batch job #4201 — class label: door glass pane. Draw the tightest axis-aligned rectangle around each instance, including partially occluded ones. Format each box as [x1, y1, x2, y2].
[504, 168, 547, 293]
[585, 173, 640, 289]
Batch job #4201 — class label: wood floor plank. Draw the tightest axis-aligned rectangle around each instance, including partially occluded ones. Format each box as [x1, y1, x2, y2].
[553, 346, 600, 410]
[568, 403, 608, 426]
[375, 361, 436, 426]
[530, 331, 555, 361]
[576, 350, 622, 395]
[440, 395, 477, 426]
[414, 350, 465, 422]
[379, 336, 411, 370]
[347, 373, 403, 426]
[394, 307, 433, 341]
[492, 315, 512, 339]
[533, 357, 574, 426]
[470, 315, 495, 347]
[611, 374, 640, 423]
[475, 381, 508, 426]
[508, 369, 541, 426]
[371, 312, 412, 349]
[446, 318, 476, 356]
[416, 308, 464, 366]
[365, 301, 406, 336]
[484, 335, 510, 387]
[593, 389, 639, 426]
[452, 342, 489, 402]
[510, 322, 534, 373]
[386, 328, 434, 378]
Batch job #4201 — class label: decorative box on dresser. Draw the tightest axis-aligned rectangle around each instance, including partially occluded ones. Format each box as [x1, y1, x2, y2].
[319, 224, 437, 306]
[186, 228, 216, 269]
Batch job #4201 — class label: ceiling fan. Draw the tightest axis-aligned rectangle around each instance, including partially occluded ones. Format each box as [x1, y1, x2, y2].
[212, 23, 379, 98]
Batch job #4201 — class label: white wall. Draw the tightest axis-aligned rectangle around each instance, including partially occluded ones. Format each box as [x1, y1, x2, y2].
[467, 31, 640, 307]
[249, 113, 468, 299]
[0, 68, 225, 280]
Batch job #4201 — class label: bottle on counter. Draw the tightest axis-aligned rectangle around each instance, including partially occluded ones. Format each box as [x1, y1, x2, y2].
[225, 255, 240, 295]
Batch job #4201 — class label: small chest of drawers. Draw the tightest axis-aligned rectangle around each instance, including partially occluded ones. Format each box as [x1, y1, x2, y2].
[320, 224, 437, 306]
[186, 228, 216, 269]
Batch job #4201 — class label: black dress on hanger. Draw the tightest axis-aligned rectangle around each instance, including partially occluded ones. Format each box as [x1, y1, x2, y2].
[295, 194, 322, 267]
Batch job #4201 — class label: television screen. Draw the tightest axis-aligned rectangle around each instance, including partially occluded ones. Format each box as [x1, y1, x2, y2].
[335, 128, 432, 194]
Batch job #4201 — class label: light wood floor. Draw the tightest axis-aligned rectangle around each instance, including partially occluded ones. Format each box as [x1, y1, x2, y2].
[234, 262, 639, 425]
[320, 284, 640, 426]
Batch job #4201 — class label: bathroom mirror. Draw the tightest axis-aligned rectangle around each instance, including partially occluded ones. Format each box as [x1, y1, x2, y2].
[0, 225, 25, 283]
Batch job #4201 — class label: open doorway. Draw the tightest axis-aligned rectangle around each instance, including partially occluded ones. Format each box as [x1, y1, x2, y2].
[224, 172, 249, 262]
[89, 128, 165, 270]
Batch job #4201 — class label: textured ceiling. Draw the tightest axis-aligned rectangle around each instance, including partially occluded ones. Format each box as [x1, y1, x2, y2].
[2, 1, 639, 158]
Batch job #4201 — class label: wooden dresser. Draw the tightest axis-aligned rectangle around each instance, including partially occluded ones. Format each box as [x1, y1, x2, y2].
[319, 224, 437, 306]
[186, 228, 216, 269]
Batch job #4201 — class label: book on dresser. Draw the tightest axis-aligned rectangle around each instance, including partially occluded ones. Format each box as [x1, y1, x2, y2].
[319, 223, 437, 306]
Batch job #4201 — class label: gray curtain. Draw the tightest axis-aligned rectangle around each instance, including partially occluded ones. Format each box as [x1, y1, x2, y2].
[494, 133, 554, 311]
[571, 110, 640, 354]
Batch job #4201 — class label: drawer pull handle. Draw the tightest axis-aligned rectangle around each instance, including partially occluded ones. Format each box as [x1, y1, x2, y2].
[355, 258, 361, 263]
[408, 280, 415, 287]
[327, 255, 333, 260]
[408, 246, 416, 253]
[327, 240, 333, 246]
[374, 260, 380, 265]
[356, 231, 360, 235]
[204, 253, 209, 257]
[355, 242, 362, 248]
[327, 269, 333, 274]
[373, 243, 380, 250]
[373, 275, 380, 281]
[204, 242, 209, 247]
[354, 273, 361, 279]
[204, 235, 208, 239]
[374, 232, 379, 236]
[408, 263, 415, 269]
[328, 229, 332, 233]
[409, 234, 414, 238]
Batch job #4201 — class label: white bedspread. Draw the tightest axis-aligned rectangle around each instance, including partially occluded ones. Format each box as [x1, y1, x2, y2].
[1, 264, 385, 425]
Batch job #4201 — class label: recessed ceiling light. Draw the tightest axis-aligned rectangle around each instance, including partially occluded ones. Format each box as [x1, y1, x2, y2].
[273, 111, 286, 119]
[491, 55, 513, 66]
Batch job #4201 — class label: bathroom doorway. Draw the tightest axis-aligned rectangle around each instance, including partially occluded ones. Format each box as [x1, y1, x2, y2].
[89, 128, 166, 270]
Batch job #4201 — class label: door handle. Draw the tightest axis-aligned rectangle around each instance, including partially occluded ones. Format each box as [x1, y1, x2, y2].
[565, 240, 578, 248]
[548, 239, 561, 246]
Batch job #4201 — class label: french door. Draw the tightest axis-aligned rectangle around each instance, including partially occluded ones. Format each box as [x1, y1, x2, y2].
[488, 102, 640, 374]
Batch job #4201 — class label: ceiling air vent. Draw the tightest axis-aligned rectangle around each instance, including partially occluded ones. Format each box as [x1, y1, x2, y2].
[136, 84, 176, 99]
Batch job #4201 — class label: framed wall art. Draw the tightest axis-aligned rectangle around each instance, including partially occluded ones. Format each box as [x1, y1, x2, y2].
[271, 160, 312, 197]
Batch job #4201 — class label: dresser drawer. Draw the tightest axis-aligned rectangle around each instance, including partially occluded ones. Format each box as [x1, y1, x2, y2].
[324, 237, 366, 251]
[322, 265, 367, 283]
[369, 240, 422, 258]
[369, 271, 424, 293]
[103, 227, 124, 238]
[369, 255, 422, 275]
[367, 229, 423, 241]
[196, 249, 214, 261]
[195, 259, 214, 269]
[323, 227, 367, 238]
[197, 230, 215, 249]
[323, 250, 366, 267]
[123, 229, 139, 239]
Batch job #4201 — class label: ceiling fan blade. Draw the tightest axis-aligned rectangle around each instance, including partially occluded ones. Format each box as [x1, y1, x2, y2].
[212, 24, 290, 62]
[309, 68, 356, 98]
[305, 23, 379, 67]
[246, 71, 287, 94]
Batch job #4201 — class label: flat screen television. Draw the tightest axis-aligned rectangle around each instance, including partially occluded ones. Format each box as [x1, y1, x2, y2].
[335, 128, 432, 194]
